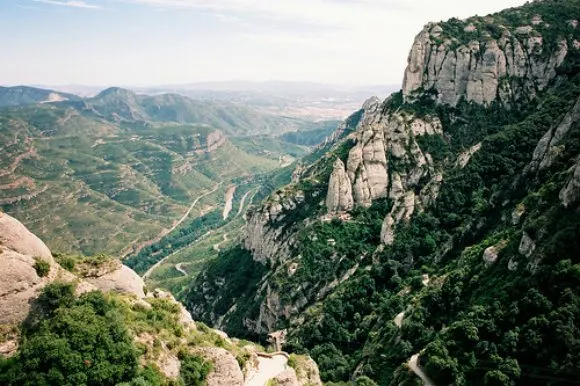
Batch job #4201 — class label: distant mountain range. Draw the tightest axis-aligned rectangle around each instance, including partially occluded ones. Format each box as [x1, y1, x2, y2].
[23, 81, 399, 121]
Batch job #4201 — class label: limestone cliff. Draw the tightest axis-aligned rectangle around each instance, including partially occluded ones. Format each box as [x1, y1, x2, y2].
[326, 98, 444, 245]
[325, 159, 354, 213]
[402, 16, 568, 106]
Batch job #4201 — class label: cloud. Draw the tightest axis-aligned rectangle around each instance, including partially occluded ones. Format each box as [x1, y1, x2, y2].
[120, 0, 405, 28]
[33, 0, 101, 9]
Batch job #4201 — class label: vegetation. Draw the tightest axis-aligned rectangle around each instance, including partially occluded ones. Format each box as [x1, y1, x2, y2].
[0, 284, 139, 386]
[33, 259, 51, 277]
[0, 86, 316, 257]
[187, 1, 580, 384]
[279, 121, 340, 147]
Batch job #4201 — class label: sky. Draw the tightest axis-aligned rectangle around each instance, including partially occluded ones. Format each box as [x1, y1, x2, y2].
[1, 0, 528, 87]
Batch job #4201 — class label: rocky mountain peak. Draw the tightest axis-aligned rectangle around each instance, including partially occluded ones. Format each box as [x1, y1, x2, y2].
[402, 11, 571, 106]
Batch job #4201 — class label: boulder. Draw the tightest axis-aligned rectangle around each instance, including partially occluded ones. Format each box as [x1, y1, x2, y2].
[518, 232, 536, 258]
[0, 212, 53, 261]
[0, 213, 57, 325]
[194, 347, 244, 386]
[86, 264, 146, 298]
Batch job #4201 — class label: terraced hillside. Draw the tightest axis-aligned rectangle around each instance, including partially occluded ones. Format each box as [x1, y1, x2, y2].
[0, 86, 329, 256]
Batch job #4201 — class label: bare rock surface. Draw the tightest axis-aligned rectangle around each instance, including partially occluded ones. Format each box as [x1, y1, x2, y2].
[195, 347, 244, 386]
[86, 264, 146, 298]
[0, 212, 53, 261]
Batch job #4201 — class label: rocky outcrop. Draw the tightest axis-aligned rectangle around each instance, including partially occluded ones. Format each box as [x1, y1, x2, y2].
[326, 159, 354, 212]
[402, 22, 568, 106]
[85, 264, 146, 298]
[322, 95, 444, 244]
[272, 369, 301, 386]
[0, 212, 53, 261]
[195, 347, 244, 386]
[483, 241, 508, 265]
[560, 158, 580, 207]
[526, 97, 580, 174]
[519, 232, 537, 258]
[457, 143, 482, 168]
[245, 203, 294, 266]
[0, 213, 56, 325]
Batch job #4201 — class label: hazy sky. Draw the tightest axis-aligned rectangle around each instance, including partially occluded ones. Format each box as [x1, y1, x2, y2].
[1, 0, 527, 87]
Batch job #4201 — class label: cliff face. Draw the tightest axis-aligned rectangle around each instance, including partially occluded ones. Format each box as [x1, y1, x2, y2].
[189, 2, 580, 385]
[403, 18, 569, 106]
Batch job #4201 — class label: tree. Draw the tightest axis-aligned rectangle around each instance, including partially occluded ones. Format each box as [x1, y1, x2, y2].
[1, 289, 138, 386]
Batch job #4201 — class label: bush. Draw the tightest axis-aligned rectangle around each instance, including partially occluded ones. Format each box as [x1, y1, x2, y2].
[179, 353, 212, 386]
[0, 289, 139, 386]
[37, 282, 76, 314]
[33, 259, 51, 277]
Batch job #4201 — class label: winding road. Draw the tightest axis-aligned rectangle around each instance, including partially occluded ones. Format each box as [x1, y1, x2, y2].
[408, 354, 435, 386]
[141, 185, 220, 279]
[175, 263, 187, 276]
[236, 190, 253, 217]
[244, 354, 289, 386]
[212, 233, 229, 252]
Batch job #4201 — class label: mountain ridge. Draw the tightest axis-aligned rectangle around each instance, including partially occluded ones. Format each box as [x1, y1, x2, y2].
[186, 1, 580, 385]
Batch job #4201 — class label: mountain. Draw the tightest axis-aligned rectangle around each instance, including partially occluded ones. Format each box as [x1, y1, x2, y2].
[0, 212, 323, 386]
[57, 86, 323, 135]
[0, 86, 326, 257]
[186, 1, 580, 385]
[0, 86, 80, 107]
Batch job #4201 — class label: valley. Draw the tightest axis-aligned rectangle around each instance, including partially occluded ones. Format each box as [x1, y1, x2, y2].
[2, 1, 580, 385]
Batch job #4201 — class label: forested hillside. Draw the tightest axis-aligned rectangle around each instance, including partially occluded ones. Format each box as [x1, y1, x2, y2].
[186, 1, 580, 385]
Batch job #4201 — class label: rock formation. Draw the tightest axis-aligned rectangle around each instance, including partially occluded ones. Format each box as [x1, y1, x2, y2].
[560, 158, 580, 207]
[326, 159, 354, 212]
[402, 21, 568, 106]
[0, 212, 56, 325]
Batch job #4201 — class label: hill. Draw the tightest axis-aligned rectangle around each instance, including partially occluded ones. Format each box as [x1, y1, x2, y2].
[0, 86, 324, 256]
[186, 1, 580, 385]
[0, 86, 80, 107]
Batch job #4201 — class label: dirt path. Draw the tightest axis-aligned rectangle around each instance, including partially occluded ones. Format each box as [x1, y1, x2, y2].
[244, 354, 288, 386]
[236, 190, 252, 217]
[124, 184, 220, 259]
[213, 233, 229, 252]
[0, 148, 37, 178]
[175, 263, 187, 276]
[223, 185, 237, 220]
[408, 354, 435, 386]
[140, 185, 220, 278]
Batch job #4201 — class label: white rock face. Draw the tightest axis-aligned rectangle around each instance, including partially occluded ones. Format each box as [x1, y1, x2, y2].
[0, 212, 53, 261]
[560, 159, 580, 208]
[402, 23, 568, 106]
[244, 202, 293, 265]
[326, 159, 354, 212]
[526, 97, 580, 174]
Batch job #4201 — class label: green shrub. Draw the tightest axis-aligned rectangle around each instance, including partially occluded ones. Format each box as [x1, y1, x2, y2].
[33, 259, 51, 277]
[179, 353, 212, 386]
[0, 289, 139, 386]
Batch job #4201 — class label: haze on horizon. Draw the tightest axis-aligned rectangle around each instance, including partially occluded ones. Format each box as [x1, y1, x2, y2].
[2, 0, 527, 88]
